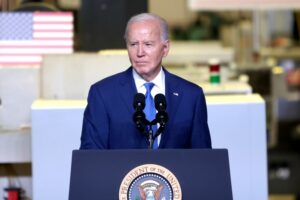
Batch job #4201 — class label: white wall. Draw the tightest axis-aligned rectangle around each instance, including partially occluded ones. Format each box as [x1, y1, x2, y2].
[0, 67, 39, 129]
[41, 53, 130, 99]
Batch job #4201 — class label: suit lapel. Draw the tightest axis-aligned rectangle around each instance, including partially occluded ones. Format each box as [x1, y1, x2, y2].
[160, 69, 182, 146]
[118, 67, 137, 114]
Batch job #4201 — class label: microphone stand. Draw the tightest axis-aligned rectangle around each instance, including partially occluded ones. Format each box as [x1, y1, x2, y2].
[154, 125, 165, 139]
[147, 124, 154, 149]
[133, 111, 167, 149]
[147, 119, 165, 149]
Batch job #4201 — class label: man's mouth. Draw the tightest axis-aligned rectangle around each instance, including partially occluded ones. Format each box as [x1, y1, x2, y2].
[135, 61, 148, 65]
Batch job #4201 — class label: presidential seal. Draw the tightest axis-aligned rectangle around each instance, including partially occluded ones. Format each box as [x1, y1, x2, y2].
[119, 164, 182, 200]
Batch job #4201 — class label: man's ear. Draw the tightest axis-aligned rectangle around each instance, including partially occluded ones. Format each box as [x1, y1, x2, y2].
[163, 40, 170, 57]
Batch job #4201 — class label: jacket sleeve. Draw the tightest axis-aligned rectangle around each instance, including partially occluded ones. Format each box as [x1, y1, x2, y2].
[80, 85, 109, 149]
[190, 88, 212, 148]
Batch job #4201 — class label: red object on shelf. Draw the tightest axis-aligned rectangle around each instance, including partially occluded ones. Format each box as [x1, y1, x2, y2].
[8, 191, 18, 200]
[4, 188, 21, 200]
[209, 64, 220, 72]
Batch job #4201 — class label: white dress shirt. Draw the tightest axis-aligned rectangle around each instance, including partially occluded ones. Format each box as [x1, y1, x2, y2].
[132, 67, 165, 146]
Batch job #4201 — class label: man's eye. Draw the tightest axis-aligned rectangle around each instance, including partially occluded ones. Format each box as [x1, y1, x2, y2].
[128, 43, 137, 47]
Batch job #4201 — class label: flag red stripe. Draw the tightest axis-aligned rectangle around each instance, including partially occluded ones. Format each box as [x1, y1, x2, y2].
[33, 30, 73, 32]
[34, 21, 72, 25]
[0, 54, 42, 56]
[0, 45, 72, 48]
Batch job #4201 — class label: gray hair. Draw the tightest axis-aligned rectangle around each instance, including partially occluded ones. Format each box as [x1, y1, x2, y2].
[124, 13, 169, 42]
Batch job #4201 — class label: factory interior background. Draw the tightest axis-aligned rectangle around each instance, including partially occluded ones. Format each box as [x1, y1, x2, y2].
[0, 0, 300, 199]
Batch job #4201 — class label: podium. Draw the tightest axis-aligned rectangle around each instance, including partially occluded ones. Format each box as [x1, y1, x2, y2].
[69, 149, 233, 200]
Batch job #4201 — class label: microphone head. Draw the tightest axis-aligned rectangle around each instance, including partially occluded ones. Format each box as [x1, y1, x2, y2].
[156, 111, 168, 125]
[133, 93, 145, 110]
[154, 93, 167, 111]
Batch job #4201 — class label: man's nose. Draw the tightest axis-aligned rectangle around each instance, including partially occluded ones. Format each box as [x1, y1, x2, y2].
[137, 45, 145, 57]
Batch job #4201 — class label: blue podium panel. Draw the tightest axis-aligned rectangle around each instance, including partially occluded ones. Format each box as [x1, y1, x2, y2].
[69, 149, 232, 200]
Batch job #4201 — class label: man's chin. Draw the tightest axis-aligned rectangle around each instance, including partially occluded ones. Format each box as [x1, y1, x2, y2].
[137, 71, 149, 77]
[133, 66, 149, 74]
[134, 69, 150, 79]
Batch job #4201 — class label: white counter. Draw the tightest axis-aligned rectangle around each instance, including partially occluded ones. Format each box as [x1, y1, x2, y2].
[207, 94, 268, 200]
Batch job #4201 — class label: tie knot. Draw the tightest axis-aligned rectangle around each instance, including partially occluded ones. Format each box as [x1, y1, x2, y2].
[144, 82, 154, 92]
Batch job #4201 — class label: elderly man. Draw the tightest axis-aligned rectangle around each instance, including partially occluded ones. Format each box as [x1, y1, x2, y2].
[80, 13, 211, 149]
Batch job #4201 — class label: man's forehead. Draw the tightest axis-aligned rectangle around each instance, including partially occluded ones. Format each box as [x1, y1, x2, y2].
[129, 20, 160, 31]
[128, 27, 160, 38]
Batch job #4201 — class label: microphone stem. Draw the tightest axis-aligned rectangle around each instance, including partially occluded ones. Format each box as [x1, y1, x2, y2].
[148, 126, 153, 149]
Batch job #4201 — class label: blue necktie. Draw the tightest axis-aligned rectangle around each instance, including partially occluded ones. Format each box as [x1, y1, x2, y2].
[144, 82, 158, 149]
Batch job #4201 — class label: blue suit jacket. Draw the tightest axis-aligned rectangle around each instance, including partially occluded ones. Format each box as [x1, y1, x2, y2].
[80, 67, 211, 149]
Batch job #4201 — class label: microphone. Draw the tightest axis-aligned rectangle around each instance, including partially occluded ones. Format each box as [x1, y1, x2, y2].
[133, 93, 145, 111]
[154, 93, 167, 111]
[133, 93, 146, 133]
[154, 94, 168, 126]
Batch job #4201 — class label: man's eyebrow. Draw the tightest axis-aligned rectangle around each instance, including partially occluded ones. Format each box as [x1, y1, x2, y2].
[144, 40, 155, 43]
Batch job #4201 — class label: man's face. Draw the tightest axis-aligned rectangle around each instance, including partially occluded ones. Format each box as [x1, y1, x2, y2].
[126, 20, 169, 81]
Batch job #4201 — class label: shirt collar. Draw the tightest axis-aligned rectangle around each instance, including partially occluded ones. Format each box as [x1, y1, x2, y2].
[133, 67, 165, 91]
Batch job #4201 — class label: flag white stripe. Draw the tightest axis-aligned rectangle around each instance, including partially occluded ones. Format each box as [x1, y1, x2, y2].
[0, 55, 42, 62]
[0, 48, 73, 54]
[33, 24, 73, 30]
[33, 32, 73, 38]
[34, 16, 73, 22]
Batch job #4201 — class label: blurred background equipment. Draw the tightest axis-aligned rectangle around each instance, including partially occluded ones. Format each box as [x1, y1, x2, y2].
[14, 0, 58, 11]
[78, 0, 147, 51]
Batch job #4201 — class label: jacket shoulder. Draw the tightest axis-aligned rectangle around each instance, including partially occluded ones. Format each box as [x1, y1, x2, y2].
[91, 68, 131, 89]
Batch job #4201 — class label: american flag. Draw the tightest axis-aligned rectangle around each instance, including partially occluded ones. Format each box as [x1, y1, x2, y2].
[0, 12, 73, 66]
